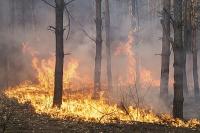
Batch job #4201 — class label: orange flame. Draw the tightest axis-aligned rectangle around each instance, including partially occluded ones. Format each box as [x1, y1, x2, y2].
[114, 32, 160, 88]
[4, 42, 200, 128]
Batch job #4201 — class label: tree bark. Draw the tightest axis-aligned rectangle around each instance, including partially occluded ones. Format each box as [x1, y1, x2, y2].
[160, 0, 171, 101]
[173, 0, 184, 119]
[183, 0, 192, 96]
[31, 0, 37, 32]
[192, 28, 199, 100]
[9, 0, 15, 33]
[21, 0, 26, 31]
[53, 0, 64, 108]
[183, 66, 188, 96]
[184, 0, 192, 51]
[130, 0, 140, 88]
[105, 0, 112, 92]
[93, 0, 102, 99]
[131, 0, 136, 17]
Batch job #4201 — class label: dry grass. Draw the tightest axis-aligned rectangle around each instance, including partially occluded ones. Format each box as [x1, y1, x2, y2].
[0, 92, 200, 133]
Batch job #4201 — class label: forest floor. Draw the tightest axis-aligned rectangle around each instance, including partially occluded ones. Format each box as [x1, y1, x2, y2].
[0, 93, 200, 133]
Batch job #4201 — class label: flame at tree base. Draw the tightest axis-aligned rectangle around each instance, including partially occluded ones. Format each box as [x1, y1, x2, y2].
[3, 41, 200, 129]
[4, 82, 200, 128]
[1, 39, 198, 130]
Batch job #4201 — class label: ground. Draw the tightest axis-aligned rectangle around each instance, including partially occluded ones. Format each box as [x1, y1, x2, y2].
[0, 93, 200, 133]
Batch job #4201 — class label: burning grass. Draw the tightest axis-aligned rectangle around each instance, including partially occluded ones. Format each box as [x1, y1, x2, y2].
[4, 82, 200, 128]
[3, 38, 200, 129]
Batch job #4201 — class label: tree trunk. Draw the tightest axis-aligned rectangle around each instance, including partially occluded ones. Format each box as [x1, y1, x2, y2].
[5, 53, 10, 89]
[160, 0, 171, 101]
[53, 0, 64, 108]
[21, 0, 26, 31]
[183, 0, 192, 96]
[184, 0, 192, 51]
[131, 0, 136, 17]
[93, 0, 102, 99]
[130, 0, 140, 88]
[134, 0, 140, 88]
[183, 66, 188, 96]
[173, 0, 184, 119]
[31, 0, 37, 32]
[130, 0, 139, 33]
[192, 28, 199, 100]
[105, 0, 112, 92]
[9, 0, 15, 33]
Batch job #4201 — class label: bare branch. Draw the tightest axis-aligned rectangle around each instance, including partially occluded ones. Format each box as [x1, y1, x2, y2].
[40, 0, 55, 8]
[48, 26, 56, 32]
[64, 7, 71, 40]
[163, 8, 175, 28]
[66, 8, 96, 42]
[65, 0, 76, 6]
[160, 19, 175, 49]
[119, 101, 129, 115]
[64, 53, 71, 56]
[99, 112, 117, 123]
[80, 27, 96, 42]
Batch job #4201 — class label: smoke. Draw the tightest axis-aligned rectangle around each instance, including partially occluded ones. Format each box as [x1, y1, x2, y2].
[2, 0, 199, 117]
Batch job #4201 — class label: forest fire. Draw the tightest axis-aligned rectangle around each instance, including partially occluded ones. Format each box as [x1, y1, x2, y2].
[1, 0, 200, 132]
[3, 42, 200, 129]
[4, 70, 200, 128]
[115, 32, 161, 88]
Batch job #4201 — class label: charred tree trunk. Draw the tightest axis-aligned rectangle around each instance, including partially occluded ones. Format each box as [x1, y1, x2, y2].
[130, 0, 140, 88]
[192, 28, 199, 100]
[53, 0, 64, 108]
[9, 0, 16, 33]
[21, 0, 26, 31]
[183, 66, 188, 96]
[105, 0, 112, 92]
[183, 0, 192, 96]
[173, 0, 184, 119]
[134, 0, 140, 89]
[191, 0, 200, 100]
[31, 0, 37, 32]
[93, 0, 102, 99]
[131, 0, 136, 17]
[160, 0, 171, 101]
[5, 52, 10, 89]
[130, 0, 139, 35]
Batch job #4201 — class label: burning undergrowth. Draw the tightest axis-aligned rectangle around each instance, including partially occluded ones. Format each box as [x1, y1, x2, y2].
[3, 35, 200, 129]
[4, 81, 200, 128]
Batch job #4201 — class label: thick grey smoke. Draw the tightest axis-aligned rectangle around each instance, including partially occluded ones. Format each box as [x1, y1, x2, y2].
[0, 0, 166, 110]
[1, 0, 199, 118]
